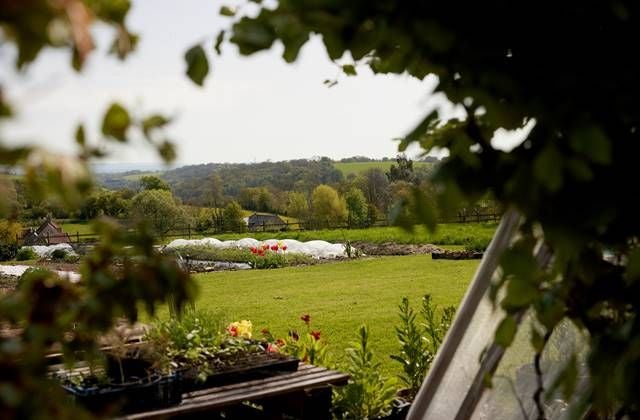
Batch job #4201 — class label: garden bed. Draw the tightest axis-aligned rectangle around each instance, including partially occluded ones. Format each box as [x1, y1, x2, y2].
[431, 250, 483, 260]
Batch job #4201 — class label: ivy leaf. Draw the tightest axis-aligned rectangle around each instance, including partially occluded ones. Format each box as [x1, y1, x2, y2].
[495, 316, 517, 348]
[185, 45, 209, 86]
[342, 64, 357, 76]
[101, 103, 131, 142]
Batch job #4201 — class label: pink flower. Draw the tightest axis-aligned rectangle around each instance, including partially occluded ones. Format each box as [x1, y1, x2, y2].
[266, 343, 279, 353]
[310, 331, 321, 341]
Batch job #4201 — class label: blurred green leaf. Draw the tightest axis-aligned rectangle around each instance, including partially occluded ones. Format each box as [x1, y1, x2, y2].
[75, 124, 86, 146]
[412, 188, 437, 232]
[533, 143, 563, 192]
[399, 111, 439, 151]
[495, 316, 517, 347]
[158, 141, 177, 163]
[214, 30, 225, 55]
[101, 103, 131, 142]
[220, 5, 236, 17]
[342, 64, 357, 76]
[570, 124, 612, 165]
[142, 115, 170, 137]
[231, 17, 276, 55]
[185, 45, 209, 86]
[625, 248, 640, 283]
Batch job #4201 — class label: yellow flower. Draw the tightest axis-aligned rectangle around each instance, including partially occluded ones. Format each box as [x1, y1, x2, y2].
[228, 320, 252, 338]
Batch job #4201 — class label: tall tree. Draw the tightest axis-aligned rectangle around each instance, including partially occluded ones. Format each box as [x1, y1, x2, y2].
[130, 189, 185, 236]
[386, 154, 415, 183]
[139, 175, 170, 191]
[311, 184, 347, 227]
[344, 187, 368, 227]
[285, 191, 309, 220]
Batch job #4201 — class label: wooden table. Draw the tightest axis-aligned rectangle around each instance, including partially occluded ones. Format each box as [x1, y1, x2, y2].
[122, 363, 350, 420]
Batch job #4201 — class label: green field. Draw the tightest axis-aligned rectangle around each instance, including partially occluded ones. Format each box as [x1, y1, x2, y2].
[209, 223, 497, 246]
[61, 222, 96, 236]
[333, 161, 431, 177]
[171, 255, 478, 375]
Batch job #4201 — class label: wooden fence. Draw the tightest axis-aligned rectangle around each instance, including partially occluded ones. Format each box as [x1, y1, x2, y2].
[26, 210, 500, 246]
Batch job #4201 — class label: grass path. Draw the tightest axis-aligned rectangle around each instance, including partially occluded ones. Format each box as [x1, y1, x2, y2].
[180, 255, 479, 375]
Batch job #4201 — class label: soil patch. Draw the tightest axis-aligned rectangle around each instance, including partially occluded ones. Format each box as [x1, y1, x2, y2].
[351, 242, 445, 256]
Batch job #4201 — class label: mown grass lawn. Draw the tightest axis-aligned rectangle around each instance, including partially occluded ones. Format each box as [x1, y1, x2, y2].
[174, 255, 478, 376]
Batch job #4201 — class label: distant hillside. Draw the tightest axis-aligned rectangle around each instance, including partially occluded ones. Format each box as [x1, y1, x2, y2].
[161, 159, 343, 204]
[334, 161, 433, 177]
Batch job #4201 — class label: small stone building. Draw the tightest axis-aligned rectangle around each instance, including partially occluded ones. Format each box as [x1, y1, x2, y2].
[22, 218, 71, 245]
[247, 213, 285, 232]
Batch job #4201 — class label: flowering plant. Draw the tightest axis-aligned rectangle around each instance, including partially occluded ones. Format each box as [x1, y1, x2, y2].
[261, 314, 329, 365]
[247, 242, 290, 269]
[226, 320, 252, 339]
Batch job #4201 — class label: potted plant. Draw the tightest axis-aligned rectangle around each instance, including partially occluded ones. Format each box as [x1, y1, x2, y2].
[59, 326, 182, 415]
[145, 309, 299, 392]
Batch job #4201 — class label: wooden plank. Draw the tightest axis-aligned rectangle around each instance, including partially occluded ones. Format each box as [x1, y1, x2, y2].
[183, 370, 347, 404]
[123, 365, 349, 419]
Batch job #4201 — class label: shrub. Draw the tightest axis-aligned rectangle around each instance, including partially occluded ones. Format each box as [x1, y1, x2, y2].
[391, 295, 455, 399]
[0, 243, 19, 262]
[463, 237, 490, 252]
[50, 249, 68, 260]
[16, 247, 38, 261]
[332, 325, 397, 419]
[63, 253, 80, 263]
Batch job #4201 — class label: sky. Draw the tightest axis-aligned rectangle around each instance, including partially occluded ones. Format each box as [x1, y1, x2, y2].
[1, 0, 524, 167]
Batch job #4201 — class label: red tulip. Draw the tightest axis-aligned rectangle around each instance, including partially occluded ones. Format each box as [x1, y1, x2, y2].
[282, 245, 287, 251]
[300, 314, 311, 325]
[310, 331, 321, 341]
[271, 245, 278, 251]
[227, 325, 238, 337]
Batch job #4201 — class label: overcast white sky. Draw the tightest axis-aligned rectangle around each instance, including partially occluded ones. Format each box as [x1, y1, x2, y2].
[2, 0, 526, 167]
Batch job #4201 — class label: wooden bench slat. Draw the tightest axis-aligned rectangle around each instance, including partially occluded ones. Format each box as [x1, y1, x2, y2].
[122, 364, 349, 419]
[184, 370, 347, 404]
[185, 364, 322, 398]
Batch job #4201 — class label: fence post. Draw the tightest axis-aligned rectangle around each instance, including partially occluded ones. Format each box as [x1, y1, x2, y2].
[46, 233, 50, 245]
[188, 224, 191, 240]
[77, 231, 80, 243]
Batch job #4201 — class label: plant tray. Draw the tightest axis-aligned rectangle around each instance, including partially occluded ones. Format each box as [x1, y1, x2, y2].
[182, 351, 300, 392]
[62, 372, 182, 414]
[431, 251, 483, 260]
